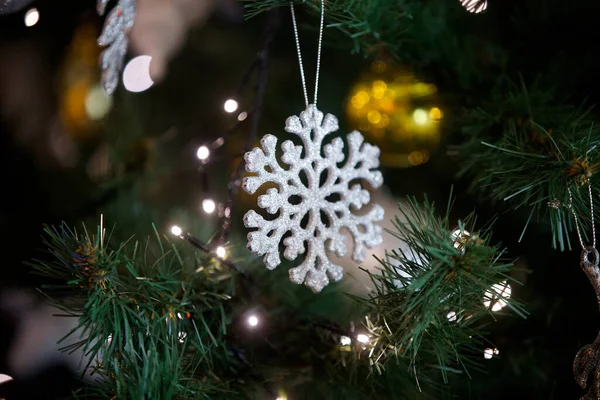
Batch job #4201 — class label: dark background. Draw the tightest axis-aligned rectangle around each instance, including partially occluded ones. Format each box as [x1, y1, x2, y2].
[1, 0, 599, 398]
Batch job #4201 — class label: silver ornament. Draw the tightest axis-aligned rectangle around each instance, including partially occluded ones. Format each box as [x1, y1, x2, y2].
[97, 0, 136, 95]
[242, 104, 384, 292]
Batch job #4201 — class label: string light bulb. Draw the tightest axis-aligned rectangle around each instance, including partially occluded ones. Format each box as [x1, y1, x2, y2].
[237, 111, 248, 121]
[178, 331, 187, 343]
[356, 334, 370, 344]
[171, 225, 183, 236]
[484, 347, 499, 359]
[447, 311, 458, 322]
[224, 99, 239, 113]
[196, 145, 210, 161]
[247, 315, 259, 327]
[340, 336, 352, 346]
[216, 246, 227, 258]
[202, 199, 216, 214]
[24, 8, 39, 27]
[460, 0, 487, 13]
[483, 280, 512, 312]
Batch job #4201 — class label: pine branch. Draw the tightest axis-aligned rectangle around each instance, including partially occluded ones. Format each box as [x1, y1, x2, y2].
[28, 222, 242, 399]
[456, 77, 599, 250]
[357, 195, 527, 385]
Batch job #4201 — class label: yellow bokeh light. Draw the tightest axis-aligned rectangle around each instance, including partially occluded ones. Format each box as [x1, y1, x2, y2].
[378, 114, 390, 128]
[372, 80, 387, 99]
[429, 107, 443, 120]
[352, 90, 370, 109]
[368, 110, 382, 124]
[346, 61, 442, 168]
[408, 151, 425, 166]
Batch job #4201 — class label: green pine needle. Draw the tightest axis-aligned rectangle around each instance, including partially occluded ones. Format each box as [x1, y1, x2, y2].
[359, 195, 526, 385]
[457, 78, 599, 250]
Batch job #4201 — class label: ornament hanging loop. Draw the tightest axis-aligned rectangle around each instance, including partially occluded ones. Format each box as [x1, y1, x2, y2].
[290, 0, 325, 107]
[581, 246, 600, 269]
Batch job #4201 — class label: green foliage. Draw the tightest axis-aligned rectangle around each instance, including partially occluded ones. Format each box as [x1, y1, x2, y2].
[29, 222, 241, 399]
[457, 77, 600, 250]
[27, 198, 525, 399]
[359, 195, 526, 385]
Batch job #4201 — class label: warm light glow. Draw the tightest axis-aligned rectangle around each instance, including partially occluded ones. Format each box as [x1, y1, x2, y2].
[171, 226, 183, 236]
[85, 84, 113, 120]
[238, 111, 248, 121]
[248, 315, 259, 327]
[356, 334, 370, 344]
[24, 8, 39, 27]
[412, 109, 429, 125]
[408, 151, 425, 166]
[196, 145, 210, 161]
[451, 229, 471, 251]
[429, 107, 443, 120]
[484, 348, 493, 359]
[216, 246, 227, 258]
[367, 110, 382, 124]
[202, 199, 216, 214]
[460, 0, 487, 13]
[123, 55, 154, 93]
[483, 281, 512, 312]
[224, 99, 239, 113]
[340, 336, 352, 346]
[447, 311, 457, 322]
[484, 347, 499, 359]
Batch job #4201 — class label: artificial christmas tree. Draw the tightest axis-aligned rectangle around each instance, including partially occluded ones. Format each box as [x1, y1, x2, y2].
[2, 0, 600, 398]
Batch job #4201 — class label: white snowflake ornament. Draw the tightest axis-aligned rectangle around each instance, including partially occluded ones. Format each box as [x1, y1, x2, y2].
[242, 105, 384, 292]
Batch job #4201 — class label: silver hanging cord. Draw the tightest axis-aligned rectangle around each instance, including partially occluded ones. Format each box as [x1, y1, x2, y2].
[290, 0, 325, 107]
[568, 182, 596, 250]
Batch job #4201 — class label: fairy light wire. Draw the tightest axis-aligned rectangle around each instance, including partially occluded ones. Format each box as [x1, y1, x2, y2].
[568, 182, 596, 250]
[290, 0, 325, 107]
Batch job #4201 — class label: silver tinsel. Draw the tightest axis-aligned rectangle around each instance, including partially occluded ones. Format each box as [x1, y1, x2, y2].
[243, 105, 384, 293]
[97, 0, 136, 95]
[0, 0, 34, 15]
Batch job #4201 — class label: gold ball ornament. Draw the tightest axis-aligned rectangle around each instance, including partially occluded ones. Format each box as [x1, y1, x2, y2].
[346, 61, 442, 168]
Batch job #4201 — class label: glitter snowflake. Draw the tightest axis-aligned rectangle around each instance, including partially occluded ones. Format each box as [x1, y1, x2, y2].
[97, 0, 136, 95]
[242, 104, 384, 292]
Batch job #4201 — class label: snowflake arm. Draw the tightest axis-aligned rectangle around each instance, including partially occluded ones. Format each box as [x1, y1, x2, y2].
[97, 0, 136, 95]
[242, 104, 384, 292]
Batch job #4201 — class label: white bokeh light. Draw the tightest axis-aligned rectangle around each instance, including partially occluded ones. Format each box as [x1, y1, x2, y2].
[178, 331, 187, 343]
[196, 145, 210, 161]
[247, 315, 259, 327]
[123, 55, 154, 93]
[237, 111, 248, 121]
[85, 84, 113, 120]
[171, 225, 182, 236]
[224, 99, 239, 113]
[216, 246, 227, 258]
[202, 199, 216, 214]
[412, 109, 428, 125]
[483, 281, 512, 312]
[24, 8, 39, 27]
[340, 336, 352, 346]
